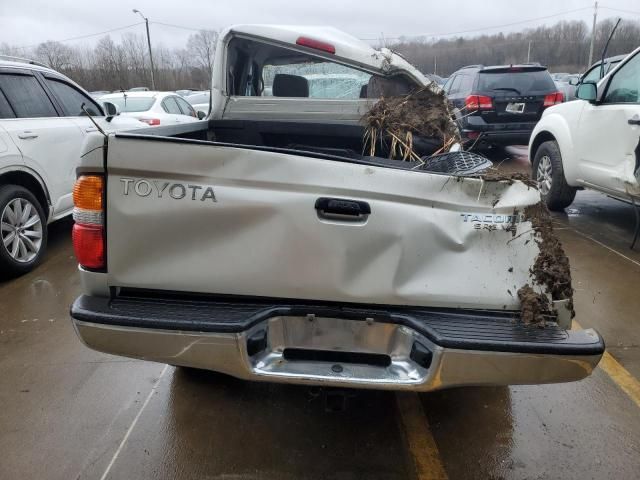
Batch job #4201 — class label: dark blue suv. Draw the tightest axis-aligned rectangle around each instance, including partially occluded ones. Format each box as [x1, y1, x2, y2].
[443, 64, 561, 146]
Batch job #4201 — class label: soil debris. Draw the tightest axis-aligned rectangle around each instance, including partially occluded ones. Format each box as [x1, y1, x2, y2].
[519, 202, 575, 323]
[481, 170, 538, 188]
[517, 285, 551, 327]
[362, 85, 460, 161]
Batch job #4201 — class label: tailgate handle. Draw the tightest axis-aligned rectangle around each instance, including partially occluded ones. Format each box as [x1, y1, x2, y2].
[17, 131, 38, 140]
[315, 197, 371, 219]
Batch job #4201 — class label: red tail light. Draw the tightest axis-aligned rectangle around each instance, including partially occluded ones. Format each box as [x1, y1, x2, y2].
[72, 224, 105, 269]
[72, 175, 105, 270]
[544, 92, 564, 107]
[465, 95, 493, 111]
[139, 118, 161, 126]
[296, 36, 336, 54]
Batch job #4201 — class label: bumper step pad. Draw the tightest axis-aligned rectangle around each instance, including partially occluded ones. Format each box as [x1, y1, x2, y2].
[71, 294, 604, 356]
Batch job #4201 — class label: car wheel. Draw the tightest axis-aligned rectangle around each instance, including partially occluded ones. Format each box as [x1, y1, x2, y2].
[532, 140, 577, 211]
[0, 184, 48, 279]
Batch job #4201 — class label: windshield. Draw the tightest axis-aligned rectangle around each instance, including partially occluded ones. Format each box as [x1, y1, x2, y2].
[478, 70, 556, 94]
[102, 96, 155, 112]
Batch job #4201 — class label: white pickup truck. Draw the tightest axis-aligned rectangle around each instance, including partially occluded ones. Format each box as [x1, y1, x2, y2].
[69, 25, 603, 391]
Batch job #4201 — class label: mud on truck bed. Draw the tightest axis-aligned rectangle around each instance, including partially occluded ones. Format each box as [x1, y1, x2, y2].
[69, 117, 603, 391]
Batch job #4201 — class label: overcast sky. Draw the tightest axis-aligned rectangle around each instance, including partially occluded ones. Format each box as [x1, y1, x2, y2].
[1, 0, 639, 51]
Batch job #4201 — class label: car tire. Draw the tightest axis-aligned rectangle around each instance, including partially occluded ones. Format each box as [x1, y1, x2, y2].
[0, 184, 48, 279]
[532, 140, 577, 211]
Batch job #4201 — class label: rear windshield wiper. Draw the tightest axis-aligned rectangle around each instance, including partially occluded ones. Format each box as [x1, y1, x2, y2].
[491, 87, 521, 94]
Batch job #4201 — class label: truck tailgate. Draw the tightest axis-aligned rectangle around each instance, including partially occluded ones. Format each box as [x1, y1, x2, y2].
[104, 134, 541, 311]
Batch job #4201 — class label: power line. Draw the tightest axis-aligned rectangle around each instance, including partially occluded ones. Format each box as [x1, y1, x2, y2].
[15, 22, 145, 50]
[600, 5, 640, 16]
[358, 6, 593, 41]
[151, 21, 208, 32]
[12, 21, 212, 51]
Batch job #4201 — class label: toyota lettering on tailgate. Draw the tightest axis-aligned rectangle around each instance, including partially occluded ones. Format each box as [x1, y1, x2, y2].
[120, 178, 217, 202]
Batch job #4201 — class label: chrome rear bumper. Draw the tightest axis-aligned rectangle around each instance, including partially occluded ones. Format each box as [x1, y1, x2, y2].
[71, 296, 603, 391]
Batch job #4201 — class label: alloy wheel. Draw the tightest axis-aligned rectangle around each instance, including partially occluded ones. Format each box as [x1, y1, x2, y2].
[536, 155, 553, 195]
[1, 198, 43, 263]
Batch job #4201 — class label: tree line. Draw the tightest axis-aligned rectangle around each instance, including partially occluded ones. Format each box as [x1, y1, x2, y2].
[391, 18, 640, 77]
[1, 29, 218, 92]
[0, 17, 639, 92]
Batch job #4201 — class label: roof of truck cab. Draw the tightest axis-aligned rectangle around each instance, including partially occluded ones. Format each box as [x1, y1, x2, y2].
[222, 24, 430, 86]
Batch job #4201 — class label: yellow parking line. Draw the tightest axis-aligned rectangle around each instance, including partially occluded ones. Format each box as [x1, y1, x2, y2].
[396, 392, 448, 480]
[574, 321, 640, 409]
[598, 351, 640, 409]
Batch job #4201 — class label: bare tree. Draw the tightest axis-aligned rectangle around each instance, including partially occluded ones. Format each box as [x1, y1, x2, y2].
[187, 29, 218, 85]
[35, 41, 73, 71]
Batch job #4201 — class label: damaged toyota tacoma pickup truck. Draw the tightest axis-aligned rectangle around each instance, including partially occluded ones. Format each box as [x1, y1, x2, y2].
[69, 25, 604, 391]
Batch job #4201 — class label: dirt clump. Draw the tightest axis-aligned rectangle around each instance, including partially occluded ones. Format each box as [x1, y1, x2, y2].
[522, 202, 575, 320]
[362, 86, 460, 161]
[517, 285, 551, 327]
[481, 170, 538, 188]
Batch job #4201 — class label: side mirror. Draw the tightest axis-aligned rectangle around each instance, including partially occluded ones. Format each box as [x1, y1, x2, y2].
[102, 101, 120, 119]
[576, 82, 597, 102]
[197, 110, 206, 120]
[569, 77, 580, 86]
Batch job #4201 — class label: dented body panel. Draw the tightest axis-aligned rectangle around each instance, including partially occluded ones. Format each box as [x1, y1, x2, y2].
[103, 134, 540, 310]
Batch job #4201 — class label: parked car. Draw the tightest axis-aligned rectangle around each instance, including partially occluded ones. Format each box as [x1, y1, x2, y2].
[176, 89, 198, 97]
[70, 25, 603, 392]
[444, 64, 562, 146]
[98, 91, 202, 126]
[89, 90, 110, 100]
[575, 54, 628, 86]
[554, 79, 577, 102]
[0, 57, 144, 277]
[184, 90, 210, 117]
[530, 46, 640, 210]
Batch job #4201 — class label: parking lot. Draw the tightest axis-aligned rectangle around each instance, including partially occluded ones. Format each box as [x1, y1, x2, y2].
[1, 149, 639, 480]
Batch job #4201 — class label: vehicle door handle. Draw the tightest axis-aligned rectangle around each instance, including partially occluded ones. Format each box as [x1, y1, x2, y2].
[85, 127, 98, 132]
[17, 132, 38, 139]
[628, 117, 640, 125]
[315, 197, 371, 220]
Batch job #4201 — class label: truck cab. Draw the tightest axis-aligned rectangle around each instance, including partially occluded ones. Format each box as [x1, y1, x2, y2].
[209, 25, 429, 124]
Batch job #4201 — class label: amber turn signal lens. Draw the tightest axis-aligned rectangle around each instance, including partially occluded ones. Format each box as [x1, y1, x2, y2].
[73, 175, 103, 211]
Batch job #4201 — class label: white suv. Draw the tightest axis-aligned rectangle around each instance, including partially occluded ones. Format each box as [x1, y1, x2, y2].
[0, 57, 143, 277]
[529, 47, 640, 211]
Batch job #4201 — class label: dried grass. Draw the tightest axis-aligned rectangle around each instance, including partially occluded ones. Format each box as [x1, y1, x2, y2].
[362, 85, 460, 161]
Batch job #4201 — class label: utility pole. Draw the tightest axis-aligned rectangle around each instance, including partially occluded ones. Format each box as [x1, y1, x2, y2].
[527, 41, 532, 63]
[588, 1, 598, 67]
[133, 9, 156, 90]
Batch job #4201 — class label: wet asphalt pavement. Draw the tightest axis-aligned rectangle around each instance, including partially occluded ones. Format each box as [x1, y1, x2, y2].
[1, 148, 640, 480]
